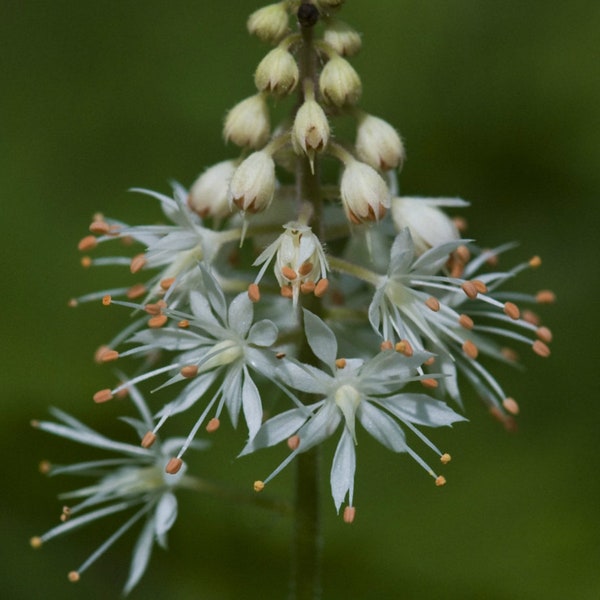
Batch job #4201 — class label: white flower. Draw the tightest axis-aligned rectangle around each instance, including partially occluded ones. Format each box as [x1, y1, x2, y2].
[250, 222, 329, 306]
[242, 310, 464, 519]
[368, 229, 552, 421]
[30, 386, 206, 594]
[95, 266, 280, 449]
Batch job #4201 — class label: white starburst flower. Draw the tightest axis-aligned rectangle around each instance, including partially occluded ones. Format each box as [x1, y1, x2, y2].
[30, 385, 207, 594]
[368, 228, 553, 422]
[242, 310, 464, 520]
[250, 221, 329, 306]
[94, 266, 280, 456]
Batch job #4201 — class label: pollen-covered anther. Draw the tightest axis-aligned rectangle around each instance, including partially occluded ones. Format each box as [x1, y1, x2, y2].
[281, 266, 298, 281]
[130, 254, 147, 274]
[254, 480, 265, 492]
[453, 216, 468, 232]
[68, 298, 78, 307]
[335, 358, 347, 369]
[532, 340, 551, 358]
[343, 506, 356, 524]
[440, 453, 452, 464]
[435, 475, 447, 487]
[300, 280, 316, 294]
[529, 255, 542, 268]
[314, 278, 329, 297]
[424, 356, 435, 366]
[536, 326, 552, 343]
[522, 310, 540, 325]
[126, 283, 147, 299]
[80, 256, 92, 268]
[160, 277, 176, 291]
[30, 536, 43, 549]
[248, 283, 261, 303]
[472, 279, 488, 294]
[536, 290, 556, 304]
[501, 347, 519, 362]
[180, 365, 199, 378]
[287, 435, 300, 451]
[503, 397, 520, 415]
[93, 389, 113, 403]
[461, 281, 478, 299]
[60, 506, 71, 522]
[298, 262, 313, 276]
[102, 295, 112, 306]
[89, 220, 110, 234]
[462, 340, 479, 359]
[504, 302, 520, 320]
[78, 235, 97, 252]
[144, 302, 162, 315]
[148, 314, 168, 328]
[455, 245, 471, 264]
[280, 285, 293, 299]
[395, 340, 413, 357]
[178, 319, 190, 328]
[458, 314, 474, 329]
[141, 431, 157, 448]
[165, 458, 183, 475]
[39, 460, 51, 474]
[421, 378, 438, 389]
[68, 571, 80, 583]
[100, 349, 119, 363]
[380, 340, 393, 351]
[205, 418, 220, 433]
[425, 296, 440, 312]
[94, 345, 111, 363]
[276, 352, 286, 359]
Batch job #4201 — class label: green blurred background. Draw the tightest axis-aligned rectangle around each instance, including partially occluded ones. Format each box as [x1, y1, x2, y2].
[2, 1, 599, 598]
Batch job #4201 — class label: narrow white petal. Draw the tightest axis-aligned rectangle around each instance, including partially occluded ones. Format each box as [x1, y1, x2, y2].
[302, 309, 338, 370]
[330, 428, 356, 512]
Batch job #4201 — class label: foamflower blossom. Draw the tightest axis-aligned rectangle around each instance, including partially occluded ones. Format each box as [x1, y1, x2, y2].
[30, 386, 207, 594]
[94, 266, 281, 459]
[242, 309, 465, 520]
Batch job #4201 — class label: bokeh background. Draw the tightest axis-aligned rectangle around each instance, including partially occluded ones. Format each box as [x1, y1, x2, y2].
[2, 1, 599, 598]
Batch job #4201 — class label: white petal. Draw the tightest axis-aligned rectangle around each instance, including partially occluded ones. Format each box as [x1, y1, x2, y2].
[358, 401, 408, 452]
[241, 368, 263, 438]
[377, 393, 467, 427]
[302, 309, 337, 370]
[248, 319, 278, 346]
[123, 516, 155, 595]
[154, 492, 178, 538]
[330, 427, 356, 511]
[228, 293, 254, 337]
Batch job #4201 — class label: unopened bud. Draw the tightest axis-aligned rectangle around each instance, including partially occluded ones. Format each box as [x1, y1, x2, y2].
[224, 94, 270, 149]
[356, 113, 405, 171]
[247, 2, 289, 44]
[319, 55, 362, 107]
[230, 151, 276, 214]
[255, 46, 299, 96]
[188, 160, 237, 219]
[340, 159, 390, 224]
[323, 19, 362, 56]
[391, 197, 462, 255]
[292, 97, 330, 166]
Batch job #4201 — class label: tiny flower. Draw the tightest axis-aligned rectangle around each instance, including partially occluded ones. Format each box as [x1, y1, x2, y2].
[323, 19, 362, 56]
[390, 196, 468, 255]
[30, 388, 207, 593]
[242, 310, 464, 515]
[229, 150, 276, 214]
[247, 2, 289, 44]
[254, 45, 299, 96]
[319, 54, 362, 107]
[251, 221, 329, 306]
[340, 157, 391, 224]
[355, 113, 405, 171]
[188, 159, 238, 220]
[223, 93, 270, 149]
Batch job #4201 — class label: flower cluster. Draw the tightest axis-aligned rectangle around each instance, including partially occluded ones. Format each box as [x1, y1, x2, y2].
[35, 0, 553, 592]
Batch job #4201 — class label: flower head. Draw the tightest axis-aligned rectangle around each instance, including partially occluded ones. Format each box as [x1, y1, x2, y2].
[30, 386, 206, 593]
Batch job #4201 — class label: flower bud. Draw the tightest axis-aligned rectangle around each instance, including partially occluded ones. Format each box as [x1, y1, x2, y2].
[319, 55, 362, 107]
[340, 159, 390, 224]
[255, 46, 299, 96]
[224, 94, 270, 149]
[229, 151, 276, 214]
[188, 160, 237, 219]
[356, 114, 405, 171]
[391, 197, 463, 254]
[292, 97, 330, 167]
[323, 19, 362, 56]
[247, 2, 289, 44]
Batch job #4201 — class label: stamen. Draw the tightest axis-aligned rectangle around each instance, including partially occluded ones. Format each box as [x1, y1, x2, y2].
[395, 340, 413, 357]
[458, 314, 474, 329]
[60, 506, 71, 522]
[68, 571, 80, 583]
[281, 266, 297, 280]
[148, 314, 168, 328]
[68, 298, 78, 307]
[248, 283, 261, 303]
[314, 278, 329, 297]
[424, 356, 435, 366]
[93, 389, 113, 403]
[453, 216, 468, 232]
[462, 340, 479, 359]
[536, 290, 556, 304]
[89, 221, 110, 234]
[536, 326, 552, 343]
[178, 319, 190, 328]
[165, 458, 183, 475]
[80, 256, 92, 268]
[335, 358, 347, 369]
[435, 476, 447, 487]
[522, 310, 540, 325]
[298, 262, 313, 276]
[472, 279, 488, 294]
[180, 365, 199, 378]
[206, 418, 220, 433]
[126, 283, 147, 299]
[529, 255, 542, 268]
[100, 350, 119, 363]
[380, 340, 393, 351]
[502, 397, 520, 415]
[102, 295, 112, 306]
[160, 277, 176, 291]
[141, 431, 156, 448]
[425, 297, 440, 312]
[276, 352, 286, 359]
[501, 347, 519, 362]
[78, 236, 97, 252]
[455, 245, 470, 263]
[30, 536, 43, 549]
[440, 453, 451, 464]
[280, 285, 293, 299]
[144, 302, 164, 315]
[532, 340, 551, 357]
[461, 281, 478, 299]
[300, 280, 316, 294]
[94, 345, 111, 363]
[254, 480, 265, 492]
[343, 506, 356, 524]
[421, 378, 438, 389]
[503, 302, 520, 320]
[39, 460, 51, 475]
[130, 254, 146, 274]
[287, 435, 300, 450]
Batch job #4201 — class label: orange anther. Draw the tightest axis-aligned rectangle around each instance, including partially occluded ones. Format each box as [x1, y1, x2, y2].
[93, 389, 113, 403]
[458, 314, 474, 329]
[314, 278, 329, 297]
[68, 571, 80, 583]
[300, 280, 316, 294]
[102, 295, 112, 306]
[148, 314, 168, 328]
[280, 285, 293, 299]
[68, 298, 78, 308]
[472, 279, 488, 294]
[440, 453, 452, 464]
[276, 352, 286, 359]
[425, 297, 440, 312]
[503, 302, 520, 320]
[298, 262, 314, 276]
[248, 283, 260, 303]
[141, 431, 157, 448]
[521, 310, 540, 325]
[529, 255, 542, 268]
[206, 418, 220, 433]
[89, 221, 110, 234]
[502, 397, 520, 415]
[130, 254, 146, 274]
[421, 378, 438, 389]
[453, 216, 468, 232]
[343, 506, 356, 524]
[380, 340, 393, 351]
[287, 435, 300, 451]
[335, 358, 347, 369]
[435, 475, 447, 487]
[536, 326, 552, 343]
[180, 365, 199, 378]
[253, 480, 265, 492]
[30, 537, 43, 549]
[532, 340, 551, 358]
[455, 245, 470, 264]
[461, 281, 478, 299]
[501, 347, 519, 362]
[145, 302, 161, 315]
[536, 290, 556, 304]
[281, 266, 297, 281]
[165, 458, 183, 475]
[94, 345, 110, 363]
[424, 356, 435, 366]
[462, 340, 479, 359]
[78, 235, 97, 252]
[80, 256, 92, 268]
[100, 350, 119, 363]
[178, 319, 190, 328]
[160, 277, 176, 291]
[127, 283, 147, 299]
